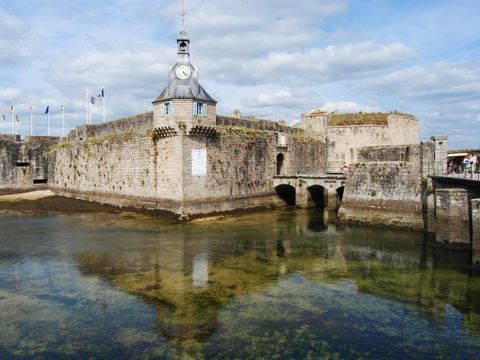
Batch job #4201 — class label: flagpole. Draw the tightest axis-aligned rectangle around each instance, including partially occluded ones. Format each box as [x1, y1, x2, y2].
[89, 95, 92, 124]
[103, 87, 106, 123]
[85, 89, 88, 124]
[11, 101, 14, 135]
[47, 112, 50, 136]
[62, 108, 65, 137]
[30, 105, 33, 136]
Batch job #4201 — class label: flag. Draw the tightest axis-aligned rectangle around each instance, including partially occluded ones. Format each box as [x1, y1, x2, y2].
[97, 88, 104, 101]
[60, 105, 64, 113]
[45, 105, 49, 114]
[1, 113, 5, 122]
[10, 104, 14, 113]
[29, 103, 32, 113]
[15, 114, 20, 123]
[90, 96, 95, 105]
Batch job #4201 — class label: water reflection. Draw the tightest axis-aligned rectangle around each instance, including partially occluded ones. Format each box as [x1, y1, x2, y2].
[0, 210, 479, 359]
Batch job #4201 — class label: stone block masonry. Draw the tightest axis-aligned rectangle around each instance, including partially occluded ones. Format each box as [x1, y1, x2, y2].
[435, 189, 470, 246]
[48, 131, 185, 214]
[472, 199, 480, 264]
[48, 117, 325, 218]
[0, 135, 59, 190]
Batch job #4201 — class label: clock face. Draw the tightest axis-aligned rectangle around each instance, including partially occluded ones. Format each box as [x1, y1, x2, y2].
[175, 65, 191, 80]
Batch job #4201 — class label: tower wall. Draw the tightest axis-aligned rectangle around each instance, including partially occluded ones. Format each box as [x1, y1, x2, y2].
[326, 114, 418, 173]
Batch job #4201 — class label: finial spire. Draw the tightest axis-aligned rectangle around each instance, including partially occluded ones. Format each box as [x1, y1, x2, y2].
[181, 0, 187, 30]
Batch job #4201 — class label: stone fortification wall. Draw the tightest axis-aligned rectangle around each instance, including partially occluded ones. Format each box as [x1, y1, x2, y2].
[49, 123, 325, 218]
[339, 143, 430, 230]
[48, 130, 184, 214]
[216, 115, 296, 133]
[326, 113, 418, 173]
[67, 112, 153, 141]
[0, 135, 59, 190]
[180, 126, 325, 216]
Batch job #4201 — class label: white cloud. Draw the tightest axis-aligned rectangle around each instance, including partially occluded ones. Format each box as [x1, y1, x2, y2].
[0, 10, 40, 65]
[1, 0, 479, 148]
[322, 101, 380, 113]
[357, 62, 480, 102]
[0, 87, 22, 100]
[199, 41, 415, 86]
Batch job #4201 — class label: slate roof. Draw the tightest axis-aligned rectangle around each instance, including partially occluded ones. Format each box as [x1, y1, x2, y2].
[153, 81, 216, 103]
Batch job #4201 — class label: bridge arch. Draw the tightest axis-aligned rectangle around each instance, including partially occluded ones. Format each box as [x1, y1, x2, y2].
[275, 184, 296, 206]
[307, 185, 327, 208]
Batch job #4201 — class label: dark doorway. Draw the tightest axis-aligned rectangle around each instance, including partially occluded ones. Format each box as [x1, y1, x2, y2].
[336, 186, 345, 202]
[308, 185, 326, 208]
[276, 153, 284, 176]
[275, 184, 296, 206]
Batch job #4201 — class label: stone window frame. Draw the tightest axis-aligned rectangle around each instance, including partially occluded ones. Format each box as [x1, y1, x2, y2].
[193, 102, 208, 117]
[160, 102, 173, 116]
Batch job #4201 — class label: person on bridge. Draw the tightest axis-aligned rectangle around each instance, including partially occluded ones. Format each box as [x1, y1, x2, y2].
[471, 153, 478, 174]
[464, 155, 472, 178]
[341, 162, 349, 175]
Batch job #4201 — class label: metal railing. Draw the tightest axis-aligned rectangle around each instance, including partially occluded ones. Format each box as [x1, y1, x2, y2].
[428, 163, 480, 181]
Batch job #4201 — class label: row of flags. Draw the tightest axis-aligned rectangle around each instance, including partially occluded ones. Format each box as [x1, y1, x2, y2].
[84, 88, 106, 124]
[89, 88, 105, 105]
[0, 87, 106, 136]
[1, 104, 64, 122]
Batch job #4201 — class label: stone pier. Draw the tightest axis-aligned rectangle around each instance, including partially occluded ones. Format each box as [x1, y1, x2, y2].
[296, 186, 310, 209]
[434, 188, 470, 245]
[472, 198, 480, 265]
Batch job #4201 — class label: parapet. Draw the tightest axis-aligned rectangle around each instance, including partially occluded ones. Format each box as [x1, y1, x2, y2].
[328, 112, 416, 127]
[216, 115, 295, 133]
[67, 112, 153, 141]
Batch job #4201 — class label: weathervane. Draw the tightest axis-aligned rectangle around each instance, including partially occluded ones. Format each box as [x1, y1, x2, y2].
[181, 0, 187, 29]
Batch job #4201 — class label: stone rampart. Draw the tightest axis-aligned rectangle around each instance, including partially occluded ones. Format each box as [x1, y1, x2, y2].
[67, 112, 153, 141]
[339, 161, 424, 229]
[182, 126, 325, 216]
[337, 139, 441, 231]
[472, 199, 480, 264]
[49, 124, 325, 218]
[216, 115, 297, 133]
[325, 113, 418, 172]
[49, 131, 184, 214]
[0, 136, 59, 190]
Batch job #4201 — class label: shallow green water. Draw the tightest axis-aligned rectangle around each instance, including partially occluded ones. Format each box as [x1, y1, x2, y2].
[0, 209, 479, 359]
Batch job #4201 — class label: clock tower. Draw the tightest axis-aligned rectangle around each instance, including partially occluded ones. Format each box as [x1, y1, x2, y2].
[152, 29, 217, 131]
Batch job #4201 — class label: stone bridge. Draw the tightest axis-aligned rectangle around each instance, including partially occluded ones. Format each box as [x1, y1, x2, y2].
[273, 174, 346, 210]
[429, 175, 480, 264]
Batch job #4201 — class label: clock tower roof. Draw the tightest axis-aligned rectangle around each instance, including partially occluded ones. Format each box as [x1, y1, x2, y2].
[153, 30, 216, 104]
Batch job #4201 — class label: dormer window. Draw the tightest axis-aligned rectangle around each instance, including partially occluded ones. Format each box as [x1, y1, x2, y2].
[193, 102, 208, 116]
[160, 102, 173, 116]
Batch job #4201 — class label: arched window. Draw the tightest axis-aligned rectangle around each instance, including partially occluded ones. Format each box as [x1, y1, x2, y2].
[276, 153, 284, 175]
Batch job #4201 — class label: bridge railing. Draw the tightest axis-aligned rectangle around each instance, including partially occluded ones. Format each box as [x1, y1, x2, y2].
[428, 163, 480, 181]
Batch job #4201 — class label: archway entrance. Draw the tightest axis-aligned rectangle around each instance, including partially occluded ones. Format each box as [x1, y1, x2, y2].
[276, 153, 284, 176]
[336, 186, 345, 202]
[275, 184, 296, 206]
[336, 186, 345, 209]
[307, 185, 326, 208]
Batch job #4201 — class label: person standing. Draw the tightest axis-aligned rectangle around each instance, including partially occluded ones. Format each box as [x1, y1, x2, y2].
[463, 155, 471, 177]
[472, 152, 478, 174]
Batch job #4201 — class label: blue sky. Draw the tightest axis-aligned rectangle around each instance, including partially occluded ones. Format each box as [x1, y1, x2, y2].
[0, 0, 479, 148]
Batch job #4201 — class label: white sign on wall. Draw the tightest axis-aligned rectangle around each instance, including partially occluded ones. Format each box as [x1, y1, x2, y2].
[191, 149, 207, 176]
